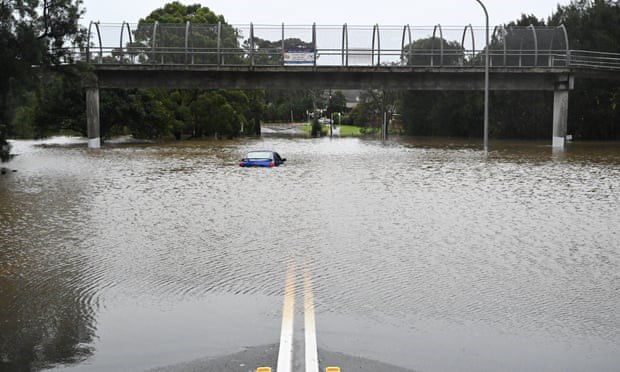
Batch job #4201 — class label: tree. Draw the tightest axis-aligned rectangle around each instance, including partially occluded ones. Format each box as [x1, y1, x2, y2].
[549, 0, 620, 140]
[133, 2, 241, 65]
[126, 2, 257, 139]
[33, 66, 86, 138]
[399, 3, 620, 140]
[327, 91, 347, 115]
[403, 37, 463, 67]
[264, 90, 316, 122]
[351, 90, 397, 130]
[0, 0, 84, 160]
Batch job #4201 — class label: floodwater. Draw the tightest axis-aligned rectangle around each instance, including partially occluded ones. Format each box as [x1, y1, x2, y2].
[1, 136, 619, 371]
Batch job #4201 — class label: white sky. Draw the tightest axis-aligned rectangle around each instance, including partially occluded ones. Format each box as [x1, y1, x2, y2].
[82, 0, 572, 27]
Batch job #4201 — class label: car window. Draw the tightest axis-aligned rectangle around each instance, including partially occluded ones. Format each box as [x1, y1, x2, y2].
[247, 151, 272, 160]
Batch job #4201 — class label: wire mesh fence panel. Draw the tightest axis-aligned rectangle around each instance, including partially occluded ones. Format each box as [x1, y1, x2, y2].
[378, 26, 406, 66]
[539, 26, 569, 67]
[158, 24, 187, 64]
[347, 26, 375, 66]
[505, 27, 538, 67]
[118, 23, 138, 64]
[281, 25, 315, 66]
[133, 23, 158, 64]
[79, 22, 598, 69]
[490, 26, 508, 67]
[232, 25, 252, 66]
[252, 25, 286, 66]
[402, 27, 435, 67]
[86, 23, 121, 63]
[188, 24, 219, 65]
[314, 26, 341, 66]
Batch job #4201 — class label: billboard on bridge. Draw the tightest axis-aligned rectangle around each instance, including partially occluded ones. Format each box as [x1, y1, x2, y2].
[284, 48, 315, 65]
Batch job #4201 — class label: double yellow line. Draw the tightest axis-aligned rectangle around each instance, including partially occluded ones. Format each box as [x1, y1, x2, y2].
[259, 263, 339, 372]
[276, 263, 320, 372]
[276, 263, 298, 372]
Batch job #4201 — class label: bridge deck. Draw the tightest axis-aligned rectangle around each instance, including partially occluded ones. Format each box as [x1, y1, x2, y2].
[92, 64, 576, 91]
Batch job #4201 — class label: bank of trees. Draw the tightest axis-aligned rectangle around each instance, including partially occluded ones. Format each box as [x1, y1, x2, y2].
[396, 1, 620, 140]
[1, 0, 84, 161]
[2, 2, 269, 143]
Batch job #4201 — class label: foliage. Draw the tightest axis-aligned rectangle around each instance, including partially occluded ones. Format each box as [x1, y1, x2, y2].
[0, 0, 84, 159]
[549, 0, 620, 139]
[403, 37, 463, 67]
[350, 90, 398, 130]
[122, 2, 257, 139]
[135, 1, 240, 65]
[264, 90, 315, 122]
[33, 66, 86, 137]
[327, 91, 347, 115]
[311, 117, 322, 137]
[399, 2, 620, 140]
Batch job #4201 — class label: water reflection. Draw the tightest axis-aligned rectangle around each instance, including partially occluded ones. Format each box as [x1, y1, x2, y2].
[1, 137, 619, 371]
[0, 167, 96, 370]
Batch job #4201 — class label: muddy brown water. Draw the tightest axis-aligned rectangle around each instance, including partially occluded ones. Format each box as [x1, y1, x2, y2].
[1, 136, 619, 371]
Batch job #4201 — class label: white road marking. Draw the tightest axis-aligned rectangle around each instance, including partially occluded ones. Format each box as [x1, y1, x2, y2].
[304, 269, 319, 372]
[276, 264, 296, 372]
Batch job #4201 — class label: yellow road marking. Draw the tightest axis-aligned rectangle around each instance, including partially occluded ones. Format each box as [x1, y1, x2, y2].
[276, 263, 296, 372]
[304, 269, 319, 372]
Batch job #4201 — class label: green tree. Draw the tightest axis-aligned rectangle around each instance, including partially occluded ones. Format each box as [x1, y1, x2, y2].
[549, 0, 620, 139]
[351, 90, 397, 130]
[327, 91, 347, 115]
[403, 37, 463, 67]
[126, 2, 255, 139]
[0, 0, 84, 160]
[33, 66, 86, 138]
[135, 1, 240, 65]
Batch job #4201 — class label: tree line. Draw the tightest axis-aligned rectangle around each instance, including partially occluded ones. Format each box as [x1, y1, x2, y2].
[395, 1, 619, 140]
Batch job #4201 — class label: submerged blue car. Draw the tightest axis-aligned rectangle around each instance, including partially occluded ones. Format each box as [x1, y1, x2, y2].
[239, 150, 286, 167]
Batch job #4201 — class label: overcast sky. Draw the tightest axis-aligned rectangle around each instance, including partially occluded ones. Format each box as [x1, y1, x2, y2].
[82, 0, 572, 26]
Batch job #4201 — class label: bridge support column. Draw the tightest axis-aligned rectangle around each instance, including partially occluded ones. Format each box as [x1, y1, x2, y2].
[552, 75, 573, 151]
[82, 73, 101, 149]
[86, 87, 101, 149]
[552, 89, 568, 149]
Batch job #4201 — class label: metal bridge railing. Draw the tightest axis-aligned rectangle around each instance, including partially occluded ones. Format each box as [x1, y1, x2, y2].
[563, 50, 620, 70]
[51, 22, 620, 71]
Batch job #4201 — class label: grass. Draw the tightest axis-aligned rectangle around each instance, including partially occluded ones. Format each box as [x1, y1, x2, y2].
[300, 124, 363, 137]
[301, 123, 328, 136]
[300, 123, 399, 137]
[338, 125, 363, 137]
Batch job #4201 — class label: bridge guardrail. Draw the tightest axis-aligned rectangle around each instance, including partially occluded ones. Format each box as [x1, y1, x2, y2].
[50, 23, 620, 71]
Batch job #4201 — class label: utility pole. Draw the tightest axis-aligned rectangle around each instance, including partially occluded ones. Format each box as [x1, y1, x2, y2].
[475, 0, 490, 155]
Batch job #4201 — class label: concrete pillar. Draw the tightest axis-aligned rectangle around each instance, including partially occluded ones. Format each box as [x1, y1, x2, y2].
[86, 87, 101, 148]
[382, 112, 387, 141]
[552, 89, 569, 149]
[552, 75, 573, 151]
[82, 72, 101, 149]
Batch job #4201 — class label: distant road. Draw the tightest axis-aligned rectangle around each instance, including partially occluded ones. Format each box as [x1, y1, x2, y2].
[262, 123, 307, 135]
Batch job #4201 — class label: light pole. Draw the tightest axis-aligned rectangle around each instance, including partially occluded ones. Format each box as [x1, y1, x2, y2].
[475, 0, 490, 155]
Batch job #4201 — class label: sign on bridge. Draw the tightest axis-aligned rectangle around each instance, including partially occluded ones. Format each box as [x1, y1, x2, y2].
[284, 48, 315, 65]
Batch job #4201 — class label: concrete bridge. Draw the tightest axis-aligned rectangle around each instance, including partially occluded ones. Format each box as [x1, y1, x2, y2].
[77, 22, 620, 149]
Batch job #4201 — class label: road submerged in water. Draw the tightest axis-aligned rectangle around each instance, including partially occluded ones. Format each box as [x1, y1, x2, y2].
[1, 136, 619, 371]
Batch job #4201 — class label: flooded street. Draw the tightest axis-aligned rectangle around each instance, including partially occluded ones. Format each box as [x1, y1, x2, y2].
[1, 136, 619, 371]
